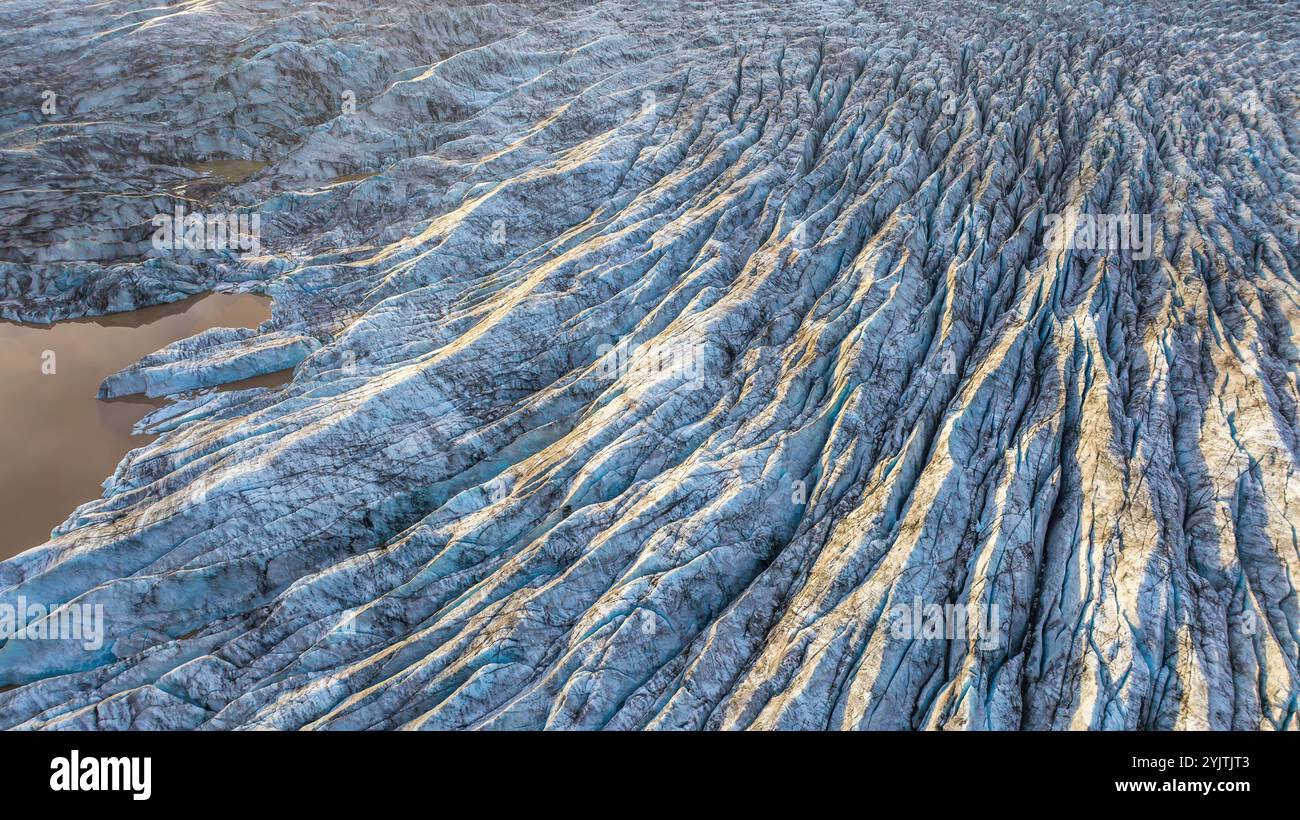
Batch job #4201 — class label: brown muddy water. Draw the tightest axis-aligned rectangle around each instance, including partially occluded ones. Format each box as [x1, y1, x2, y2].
[327, 172, 378, 185]
[174, 159, 268, 196]
[0, 293, 280, 560]
[186, 160, 267, 181]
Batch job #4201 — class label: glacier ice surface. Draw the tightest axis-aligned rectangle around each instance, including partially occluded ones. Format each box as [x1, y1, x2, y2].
[0, 0, 1297, 730]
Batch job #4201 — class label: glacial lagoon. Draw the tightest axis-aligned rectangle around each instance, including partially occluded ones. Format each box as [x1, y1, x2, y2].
[0, 293, 279, 559]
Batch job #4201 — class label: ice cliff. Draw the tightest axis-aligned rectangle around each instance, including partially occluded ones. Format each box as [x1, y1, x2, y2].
[0, 0, 1297, 730]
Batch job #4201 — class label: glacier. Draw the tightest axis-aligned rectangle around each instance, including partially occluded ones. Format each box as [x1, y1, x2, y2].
[0, 0, 1297, 730]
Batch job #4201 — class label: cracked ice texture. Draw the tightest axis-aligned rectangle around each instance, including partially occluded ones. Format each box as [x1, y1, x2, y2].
[1, 0, 1298, 730]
